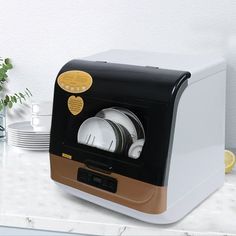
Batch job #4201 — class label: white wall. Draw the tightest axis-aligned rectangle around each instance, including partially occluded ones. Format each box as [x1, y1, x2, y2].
[0, 0, 236, 148]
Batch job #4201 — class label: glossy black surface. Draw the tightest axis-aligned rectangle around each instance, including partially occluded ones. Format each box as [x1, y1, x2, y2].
[50, 60, 190, 186]
[78, 168, 117, 193]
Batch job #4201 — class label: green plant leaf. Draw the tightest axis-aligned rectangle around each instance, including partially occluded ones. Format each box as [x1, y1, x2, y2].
[6, 64, 13, 70]
[4, 58, 13, 69]
[1, 64, 7, 71]
[26, 88, 32, 96]
[4, 58, 10, 65]
[19, 93, 26, 100]
[0, 58, 32, 111]
[15, 93, 22, 104]
[8, 101, 13, 108]
[5, 95, 9, 102]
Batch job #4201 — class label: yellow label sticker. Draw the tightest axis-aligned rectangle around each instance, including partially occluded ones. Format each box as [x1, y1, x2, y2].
[57, 70, 93, 93]
[67, 95, 84, 115]
[62, 153, 72, 159]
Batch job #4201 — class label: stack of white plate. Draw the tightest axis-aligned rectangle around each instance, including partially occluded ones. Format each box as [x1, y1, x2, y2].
[78, 107, 145, 159]
[7, 121, 50, 151]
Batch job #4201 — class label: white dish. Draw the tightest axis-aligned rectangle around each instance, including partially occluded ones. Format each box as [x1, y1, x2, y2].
[128, 139, 145, 159]
[8, 131, 50, 136]
[8, 134, 50, 139]
[8, 145, 49, 149]
[112, 107, 145, 139]
[8, 134, 50, 140]
[8, 140, 49, 147]
[7, 121, 50, 150]
[8, 139, 50, 144]
[78, 117, 118, 152]
[31, 115, 52, 131]
[8, 132, 50, 137]
[32, 126, 51, 132]
[8, 138, 49, 144]
[8, 129, 50, 133]
[8, 145, 49, 150]
[96, 108, 138, 141]
[8, 121, 50, 134]
[10, 144, 49, 151]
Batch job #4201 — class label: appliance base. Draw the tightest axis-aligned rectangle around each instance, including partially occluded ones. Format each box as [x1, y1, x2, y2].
[54, 169, 224, 224]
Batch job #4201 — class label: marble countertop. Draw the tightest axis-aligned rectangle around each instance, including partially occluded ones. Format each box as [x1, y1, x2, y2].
[0, 142, 236, 236]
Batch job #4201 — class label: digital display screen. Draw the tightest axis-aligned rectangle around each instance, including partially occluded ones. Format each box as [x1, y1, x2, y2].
[93, 176, 102, 184]
[77, 168, 117, 193]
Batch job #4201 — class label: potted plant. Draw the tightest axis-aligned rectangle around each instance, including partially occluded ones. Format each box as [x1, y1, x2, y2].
[0, 57, 32, 140]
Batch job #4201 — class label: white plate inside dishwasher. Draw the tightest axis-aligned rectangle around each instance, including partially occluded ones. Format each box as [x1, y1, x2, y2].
[77, 117, 118, 152]
[96, 108, 138, 141]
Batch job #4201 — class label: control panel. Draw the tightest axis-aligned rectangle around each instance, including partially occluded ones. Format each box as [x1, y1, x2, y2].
[77, 168, 117, 193]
